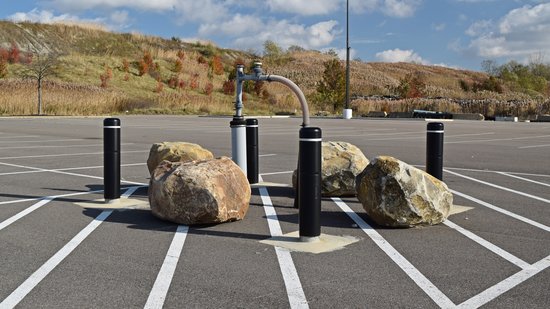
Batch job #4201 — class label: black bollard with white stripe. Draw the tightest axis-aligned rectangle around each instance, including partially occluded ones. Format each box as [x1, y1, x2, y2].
[298, 127, 322, 241]
[246, 118, 259, 184]
[104, 118, 121, 202]
[426, 122, 444, 180]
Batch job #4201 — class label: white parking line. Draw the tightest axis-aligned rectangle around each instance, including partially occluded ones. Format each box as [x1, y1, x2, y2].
[445, 170, 550, 204]
[0, 189, 104, 206]
[518, 144, 550, 149]
[0, 143, 134, 150]
[0, 138, 86, 144]
[144, 225, 189, 309]
[0, 161, 146, 186]
[0, 197, 55, 232]
[260, 171, 294, 176]
[443, 167, 550, 178]
[451, 190, 550, 233]
[321, 131, 425, 138]
[0, 210, 113, 308]
[258, 176, 309, 309]
[0, 136, 38, 140]
[445, 135, 550, 144]
[0, 187, 140, 308]
[332, 198, 456, 308]
[0, 163, 145, 176]
[457, 255, 550, 308]
[0, 150, 148, 160]
[443, 220, 530, 269]
[496, 172, 550, 188]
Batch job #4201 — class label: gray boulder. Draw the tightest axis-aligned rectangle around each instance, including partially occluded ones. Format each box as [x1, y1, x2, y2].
[356, 156, 452, 227]
[293, 141, 369, 196]
[147, 142, 214, 174]
[148, 157, 251, 225]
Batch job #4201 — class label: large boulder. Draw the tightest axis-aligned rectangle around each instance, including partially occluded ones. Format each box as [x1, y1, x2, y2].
[293, 141, 369, 196]
[148, 157, 251, 225]
[147, 142, 214, 174]
[356, 156, 452, 227]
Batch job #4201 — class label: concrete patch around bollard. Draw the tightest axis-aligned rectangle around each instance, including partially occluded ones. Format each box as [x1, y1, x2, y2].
[75, 198, 149, 210]
[260, 231, 360, 254]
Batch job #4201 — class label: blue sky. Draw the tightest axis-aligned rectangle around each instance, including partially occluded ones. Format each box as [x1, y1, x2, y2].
[1, 0, 549, 71]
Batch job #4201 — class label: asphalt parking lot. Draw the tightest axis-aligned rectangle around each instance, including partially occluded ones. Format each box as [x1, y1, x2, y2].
[0, 115, 548, 308]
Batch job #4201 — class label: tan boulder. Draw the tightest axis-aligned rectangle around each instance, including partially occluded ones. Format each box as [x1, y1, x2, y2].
[148, 157, 251, 225]
[293, 141, 369, 196]
[147, 142, 214, 174]
[356, 156, 452, 227]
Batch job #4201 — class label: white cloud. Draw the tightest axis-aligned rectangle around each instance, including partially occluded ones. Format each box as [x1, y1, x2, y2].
[8, 8, 104, 25]
[350, 0, 379, 12]
[432, 23, 446, 31]
[464, 3, 550, 58]
[350, 0, 422, 17]
[375, 48, 429, 64]
[109, 10, 130, 27]
[44, 0, 227, 23]
[321, 47, 358, 60]
[231, 19, 340, 51]
[381, 0, 422, 18]
[199, 14, 262, 36]
[7, 8, 134, 30]
[465, 20, 492, 36]
[267, 0, 339, 15]
[46, 0, 177, 11]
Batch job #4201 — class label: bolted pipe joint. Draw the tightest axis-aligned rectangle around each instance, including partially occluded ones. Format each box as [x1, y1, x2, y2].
[253, 62, 263, 76]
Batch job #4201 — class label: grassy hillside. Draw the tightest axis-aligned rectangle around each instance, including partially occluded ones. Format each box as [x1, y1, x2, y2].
[0, 20, 548, 117]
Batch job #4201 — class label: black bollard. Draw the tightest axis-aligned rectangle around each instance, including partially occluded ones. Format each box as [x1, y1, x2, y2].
[426, 122, 444, 180]
[298, 127, 322, 240]
[104, 118, 121, 201]
[246, 119, 259, 184]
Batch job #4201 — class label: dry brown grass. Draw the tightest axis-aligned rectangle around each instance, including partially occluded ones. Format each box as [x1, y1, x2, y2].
[351, 97, 550, 118]
[0, 80, 129, 115]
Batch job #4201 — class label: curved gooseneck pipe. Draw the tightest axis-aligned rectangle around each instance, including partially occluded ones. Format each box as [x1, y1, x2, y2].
[235, 63, 310, 127]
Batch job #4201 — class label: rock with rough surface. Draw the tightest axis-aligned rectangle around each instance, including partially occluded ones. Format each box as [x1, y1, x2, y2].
[356, 156, 452, 227]
[293, 141, 369, 196]
[148, 157, 251, 225]
[147, 142, 214, 174]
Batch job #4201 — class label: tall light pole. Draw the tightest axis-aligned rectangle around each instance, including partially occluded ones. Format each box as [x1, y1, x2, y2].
[343, 0, 352, 119]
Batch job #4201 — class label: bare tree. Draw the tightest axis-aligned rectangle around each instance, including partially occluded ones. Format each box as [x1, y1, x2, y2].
[21, 51, 60, 115]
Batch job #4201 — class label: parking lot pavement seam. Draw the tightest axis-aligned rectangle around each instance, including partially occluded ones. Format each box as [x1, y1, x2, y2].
[332, 197, 457, 308]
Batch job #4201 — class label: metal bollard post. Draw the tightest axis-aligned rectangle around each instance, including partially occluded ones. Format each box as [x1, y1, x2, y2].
[298, 127, 322, 241]
[426, 122, 444, 180]
[104, 118, 121, 202]
[246, 118, 259, 184]
[230, 117, 247, 174]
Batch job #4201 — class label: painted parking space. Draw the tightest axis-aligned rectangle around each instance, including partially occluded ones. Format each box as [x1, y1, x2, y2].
[0, 116, 549, 308]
